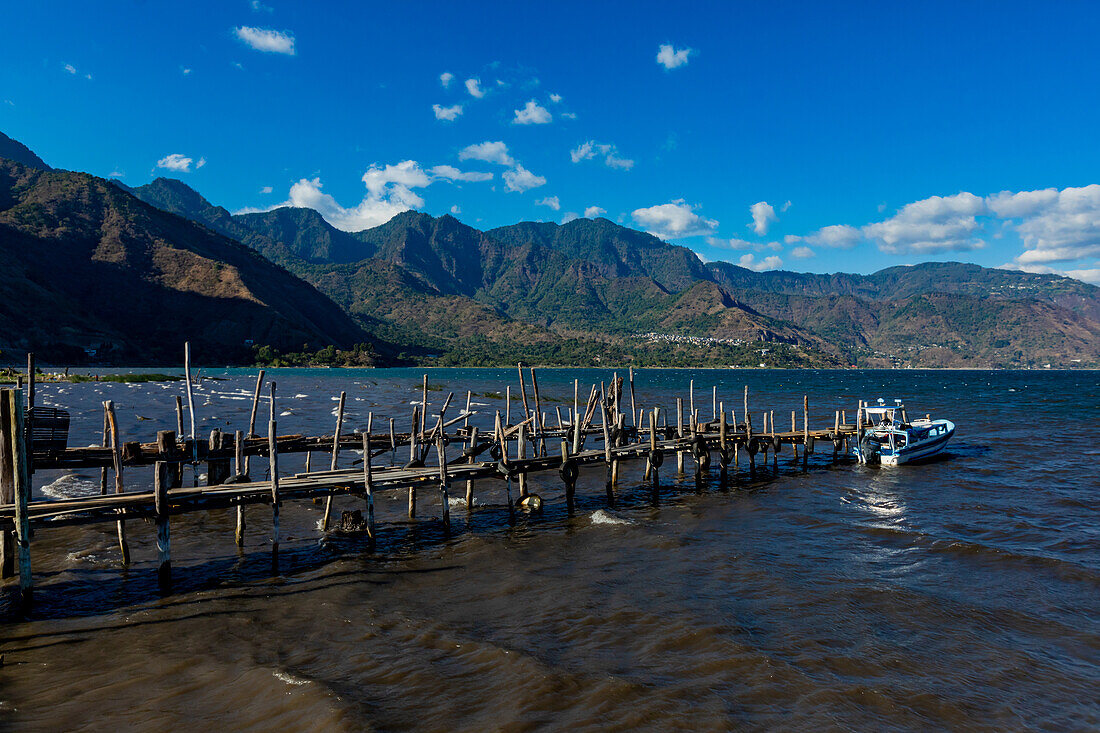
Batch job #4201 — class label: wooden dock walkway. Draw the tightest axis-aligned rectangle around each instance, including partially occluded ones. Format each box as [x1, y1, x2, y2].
[0, 355, 858, 610]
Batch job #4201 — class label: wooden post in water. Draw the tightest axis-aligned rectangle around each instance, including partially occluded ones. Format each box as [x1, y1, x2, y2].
[104, 400, 130, 564]
[100, 405, 110, 495]
[712, 385, 717, 423]
[0, 389, 13, 579]
[649, 408, 660, 491]
[465, 426, 478, 509]
[389, 417, 397, 465]
[628, 367, 637, 428]
[154, 460, 171, 592]
[25, 353, 34, 478]
[362, 421, 375, 548]
[803, 395, 810, 468]
[676, 397, 685, 473]
[3, 389, 32, 608]
[268, 382, 280, 564]
[599, 401, 614, 505]
[408, 406, 419, 518]
[719, 402, 728, 484]
[530, 367, 545, 457]
[244, 370, 264, 476]
[420, 374, 429, 436]
[516, 422, 528, 498]
[437, 435, 451, 532]
[184, 342, 197, 486]
[322, 391, 347, 531]
[234, 429, 246, 547]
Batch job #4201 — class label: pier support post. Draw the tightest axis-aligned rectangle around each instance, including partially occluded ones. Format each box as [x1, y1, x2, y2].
[676, 397, 684, 473]
[362, 429, 376, 548]
[601, 402, 615, 506]
[437, 436, 451, 533]
[104, 400, 130, 565]
[465, 426, 478, 510]
[0, 390, 14, 579]
[322, 390, 347, 532]
[154, 461, 171, 592]
[3, 390, 32, 609]
[268, 382, 280, 567]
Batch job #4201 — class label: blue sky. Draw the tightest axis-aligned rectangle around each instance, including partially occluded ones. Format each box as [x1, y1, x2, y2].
[2, 1, 1099, 283]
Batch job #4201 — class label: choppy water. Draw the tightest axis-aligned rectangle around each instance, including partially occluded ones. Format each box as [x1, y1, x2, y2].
[1, 368, 1098, 731]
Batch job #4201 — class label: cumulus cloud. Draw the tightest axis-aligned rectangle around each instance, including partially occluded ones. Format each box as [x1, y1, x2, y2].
[632, 199, 717, 239]
[251, 0, 273, 11]
[791, 246, 815, 259]
[157, 153, 196, 172]
[432, 103, 463, 121]
[863, 192, 986, 254]
[450, 205, 461, 215]
[502, 164, 546, 192]
[536, 196, 560, 211]
[738, 254, 783, 271]
[798, 224, 862, 249]
[549, 93, 562, 103]
[459, 140, 514, 166]
[429, 165, 493, 182]
[570, 140, 634, 170]
[513, 99, 552, 125]
[260, 186, 273, 194]
[749, 201, 778, 236]
[234, 26, 296, 55]
[64, 63, 76, 74]
[992, 185, 1100, 265]
[465, 78, 485, 98]
[656, 43, 693, 69]
[584, 206, 606, 218]
[440, 71, 454, 88]
[706, 237, 753, 250]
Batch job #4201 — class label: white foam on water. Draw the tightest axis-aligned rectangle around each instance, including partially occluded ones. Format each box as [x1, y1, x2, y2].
[280, 410, 293, 416]
[448, 496, 480, 508]
[40, 473, 100, 499]
[293, 393, 309, 399]
[272, 671, 310, 686]
[590, 509, 633, 526]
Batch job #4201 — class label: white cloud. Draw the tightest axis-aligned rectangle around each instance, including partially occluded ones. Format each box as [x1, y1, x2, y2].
[738, 254, 783, 271]
[465, 78, 485, 98]
[561, 212, 579, 224]
[361, 160, 430, 202]
[432, 103, 463, 121]
[561, 112, 577, 120]
[537, 196, 561, 211]
[109, 170, 123, 178]
[863, 192, 986, 254]
[584, 206, 606, 218]
[450, 204, 461, 215]
[781, 200, 792, 212]
[440, 71, 454, 88]
[570, 140, 633, 170]
[234, 26, 295, 55]
[157, 153, 195, 172]
[196, 157, 206, 169]
[656, 43, 693, 70]
[993, 185, 1100, 265]
[502, 164, 546, 192]
[513, 99, 552, 125]
[429, 164, 493, 182]
[182, 67, 192, 75]
[749, 201, 778, 235]
[791, 246, 815, 259]
[459, 140, 514, 166]
[549, 93, 562, 103]
[798, 224, 862, 249]
[260, 186, 273, 194]
[64, 63, 76, 74]
[632, 199, 717, 239]
[251, 0, 273, 11]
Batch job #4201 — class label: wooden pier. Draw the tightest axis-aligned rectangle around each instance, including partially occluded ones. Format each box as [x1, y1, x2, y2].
[0, 358, 858, 611]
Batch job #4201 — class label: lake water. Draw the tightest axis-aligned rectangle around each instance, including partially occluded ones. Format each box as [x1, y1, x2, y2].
[1, 368, 1098, 731]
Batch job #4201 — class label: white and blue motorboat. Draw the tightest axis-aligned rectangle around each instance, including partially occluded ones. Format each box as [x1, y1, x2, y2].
[854, 399, 955, 465]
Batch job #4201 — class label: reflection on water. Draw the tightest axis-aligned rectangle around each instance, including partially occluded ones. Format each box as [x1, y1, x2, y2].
[1, 368, 1098, 731]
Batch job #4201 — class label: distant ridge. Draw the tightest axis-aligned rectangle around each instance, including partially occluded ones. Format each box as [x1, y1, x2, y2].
[5, 130, 1098, 368]
[0, 131, 50, 170]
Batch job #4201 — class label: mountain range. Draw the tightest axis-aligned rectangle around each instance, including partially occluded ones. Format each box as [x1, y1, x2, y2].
[2, 132, 1098, 368]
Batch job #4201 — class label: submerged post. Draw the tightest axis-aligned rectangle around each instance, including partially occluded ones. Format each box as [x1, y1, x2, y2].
[104, 400, 130, 564]
[234, 429, 246, 547]
[437, 435, 451, 532]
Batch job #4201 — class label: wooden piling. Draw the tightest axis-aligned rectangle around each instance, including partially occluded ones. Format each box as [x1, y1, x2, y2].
[244, 370, 264, 476]
[104, 400, 129, 564]
[465, 426, 478, 509]
[600, 401, 614, 505]
[803, 395, 809, 467]
[437, 435, 451, 531]
[628, 367, 637, 428]
[321, 391, 347, 531]
[517, 422, 528, 497]
[676, 397, 685, 473]
[25, 353, 34, 477]
[649, 408, 660, 490]
[0, 392, 17, 578]
[362, 419, 375, 547]
[268, 382, 280, 561]
[235, 429, 246, 547]
[154, 460, 171, 592]
[4, 390, 32, 607]
[183, 342, 197, 486]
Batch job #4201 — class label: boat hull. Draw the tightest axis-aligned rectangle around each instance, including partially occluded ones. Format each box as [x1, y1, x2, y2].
[881, 426, 954, 465]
